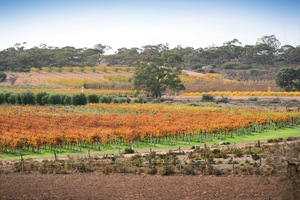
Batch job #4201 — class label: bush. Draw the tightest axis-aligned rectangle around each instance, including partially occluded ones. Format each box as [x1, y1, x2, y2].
[63, 95, 72, 105]
[20, 90, 36, 105]
[125, 97, 131, 103]
[41, 95, 49, 105]
[36, 92, 49, 105]
[0, 72, 6, 82]
[159, 164, 175, 176]
[216, 96, 229, 104]
[202, 94, 215, 102]
[146, 166, 158, 175]
[15, 93, 22, 105]
[7, 93, 17, 104]
[112, 98, 120, 104]
[251, 153, 260, 161]
[133, 96, 146, 104]
[87, 94, 99, 103]
[99, 95, 112, 104]
[0, 93, 5, 104]
[72, 93, 87, 105]
[47, 94, 62, 105]
[233, 149, 243, 158]
[124, 147, 135, 154]
[2, 92, 12, 103]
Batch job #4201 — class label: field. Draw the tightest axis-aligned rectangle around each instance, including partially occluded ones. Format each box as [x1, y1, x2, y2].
[2, 69, 285, 93]
[1, 69, 300, 200]
[0, 174, 283, 200]
[0, 104, 299, 159]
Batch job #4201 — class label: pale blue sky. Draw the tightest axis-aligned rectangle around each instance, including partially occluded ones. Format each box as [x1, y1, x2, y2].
[0, 0, 300, 53]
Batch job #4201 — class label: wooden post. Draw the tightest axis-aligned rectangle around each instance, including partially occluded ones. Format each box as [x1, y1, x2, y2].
[259, 157, 262, 166]
[118, 139, 121, 155]
[88, 149, 90, 158]
[232, 157, 235, 174]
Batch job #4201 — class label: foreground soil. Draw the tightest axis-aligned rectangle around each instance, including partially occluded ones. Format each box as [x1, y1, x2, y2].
[0, 174, 284, 200]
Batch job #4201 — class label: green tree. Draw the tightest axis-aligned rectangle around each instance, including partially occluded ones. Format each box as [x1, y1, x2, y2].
[134, 53, 185, 98]
[275, 68, 300, 91]
[0, 72, 6, 82]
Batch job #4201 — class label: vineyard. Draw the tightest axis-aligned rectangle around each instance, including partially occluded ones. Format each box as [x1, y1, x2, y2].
[0, 104, 299, 157]
[182, 91, 300, 97]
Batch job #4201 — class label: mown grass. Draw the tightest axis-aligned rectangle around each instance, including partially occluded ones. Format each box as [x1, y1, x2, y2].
[1, 126, 299, 160]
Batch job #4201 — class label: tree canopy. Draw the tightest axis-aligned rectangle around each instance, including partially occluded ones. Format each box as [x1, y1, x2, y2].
[133, 52, 185, 98]
[1, 35, 300, 77]
[275, 68, 300, 91]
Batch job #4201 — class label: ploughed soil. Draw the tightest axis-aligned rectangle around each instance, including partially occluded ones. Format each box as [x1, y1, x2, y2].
[0, 173, 285, 200]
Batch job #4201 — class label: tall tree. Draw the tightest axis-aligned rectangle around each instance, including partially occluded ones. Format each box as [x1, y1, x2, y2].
[134, 52, 185, 98]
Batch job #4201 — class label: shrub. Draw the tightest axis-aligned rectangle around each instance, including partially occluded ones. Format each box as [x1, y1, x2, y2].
[2, 92, 12, 103]
[51, 67, 62, 72]
[124, 147, 135, 154]
[134, 96, 146, 104]
[0, 93, 5, 104]
[20, 90, 36, 105]
[216, 96, 229, 104]
[36, 92, 49, 105]
[119, 98, 126, 103]
[72, 93, 87, 105]
[159, 164, 175, 176]
[114, 67, 120, 72]
[146, 166, 158, 175]
[233, 148, 244, 158]
[0, 72, 6, 82]
[87, 94, 99, 103]
[41, 95, 49, 105]
[251, 153, 260, 161]
[249, 97, 258, 102]
[182, 164, 198, 175]
[47, 94, 63, 105]
[7, 93, 17, 104]
[63, 95, 72, 105]
[202, 94, 215, 102]
[15, 93, 22, 104]
[112, 98, 120, 104]
[99, 95, 109, 103]
[125, 97, 131, 103]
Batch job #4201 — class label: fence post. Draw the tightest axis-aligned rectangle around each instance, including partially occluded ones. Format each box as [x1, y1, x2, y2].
[232, 157, 235, 174]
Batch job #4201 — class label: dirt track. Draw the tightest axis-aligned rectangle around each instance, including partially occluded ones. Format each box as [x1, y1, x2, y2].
[0, 173, 284, 200]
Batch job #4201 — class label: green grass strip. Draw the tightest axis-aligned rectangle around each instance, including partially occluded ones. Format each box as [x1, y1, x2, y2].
[1, 126, 299, 160]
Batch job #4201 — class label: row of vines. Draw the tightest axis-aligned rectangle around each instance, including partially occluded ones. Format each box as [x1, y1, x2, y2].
[182, 91, 300, 97]
[0, 104, 299, 154]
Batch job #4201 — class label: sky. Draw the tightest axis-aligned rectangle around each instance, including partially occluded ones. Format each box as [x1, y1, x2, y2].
[0, 0, 300, 53]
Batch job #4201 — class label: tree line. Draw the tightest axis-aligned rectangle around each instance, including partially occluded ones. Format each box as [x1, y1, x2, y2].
[1, 35, 300, 72]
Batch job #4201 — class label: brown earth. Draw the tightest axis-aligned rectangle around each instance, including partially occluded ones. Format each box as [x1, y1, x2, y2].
[0, 173, 284, 200]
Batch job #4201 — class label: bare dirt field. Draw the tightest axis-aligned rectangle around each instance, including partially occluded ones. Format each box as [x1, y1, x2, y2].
[0, 173, 284, 200]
